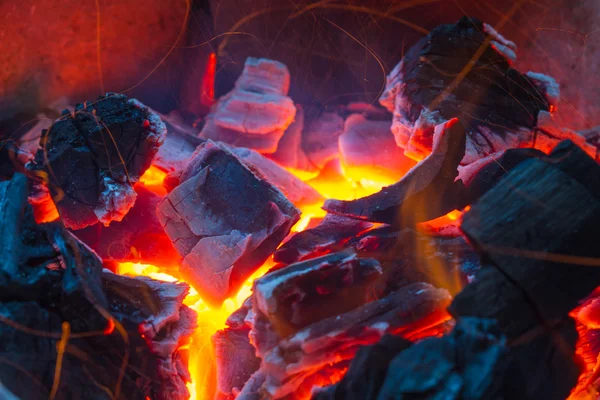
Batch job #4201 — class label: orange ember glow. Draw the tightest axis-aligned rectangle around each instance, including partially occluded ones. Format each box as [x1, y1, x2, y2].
[200, 52, 217, 109]
[117, 260, 274, 400]
[122, 155, 471, 400]
[138, 165, 169, 196]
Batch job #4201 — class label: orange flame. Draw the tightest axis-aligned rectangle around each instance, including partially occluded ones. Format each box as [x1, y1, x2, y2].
[120, 153, 472, 399]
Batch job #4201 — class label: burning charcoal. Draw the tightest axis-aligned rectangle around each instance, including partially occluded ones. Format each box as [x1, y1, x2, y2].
[0, 174, 194, 400]
[339, 114, 415, 185]
[102, 271, 197, 400]
[323, 118, 467, 225]
[533, 111, 598, 159]
[213, 325, 261, 400]
[157, 140, 300, 306]
[312, 334, 412, 400]
[227, 145, 323, 207]
[449, 140, 600, 400]
[199, 58, 296, 153]
[253, 252, 382, 337]
[153, 111, 204, 173]
[274, 214, 373, 264]
[379, 17, 553, 165]
[301, 108, 345, 170]
[268, 105, 319, 178]
[374, 318, 507, 400]
[250, 282, 452, 399]
[74, 184, 179, 266]
[29, 93, 167, 229]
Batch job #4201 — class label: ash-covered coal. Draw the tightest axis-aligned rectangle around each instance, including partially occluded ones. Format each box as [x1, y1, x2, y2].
[157, 140, 300, 306]
[379, 16, 598, 165]
[0, 174, 195, 400]
[29, 93, 166, 230]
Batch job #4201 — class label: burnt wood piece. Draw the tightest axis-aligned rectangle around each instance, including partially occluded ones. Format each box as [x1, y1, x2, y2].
[316, 318, 507, 400]
[0, 174, 195, 400]
[253, 252, 382, 338]
[29, 93, 167, 229]
[157, 140, 300, 306]
[339, 114, 415, 184]
[228, 145, 323, 207]
[213, 326, 261, 400]
[379, 17, 553, 164]
[449, 140, 600, 400]
[199, 58, 296, 153]
[373, 318, 507, 400]
[323, 118, 466, 225]
[249, 282, 452, 399]
[312, 334, 412, 400]
[102, 272, 197, 400]
[274, 214, 373, 264]
[267, 105, 318, 178]
[214, 296, 260, 400]
[301, 108, 345, 171]
[74, 184, 180, 266]
[152, 110, 204, 173]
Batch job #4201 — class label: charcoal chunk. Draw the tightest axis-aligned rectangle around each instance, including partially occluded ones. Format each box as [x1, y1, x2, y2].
[157, 140, 300, 306]
[29, 93, 166, 229]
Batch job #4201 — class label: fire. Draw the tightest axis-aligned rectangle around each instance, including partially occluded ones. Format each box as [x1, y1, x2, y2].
[117, 260, 274, 400]
[121, 155, 472, 400]
[138, 165, 169, 196]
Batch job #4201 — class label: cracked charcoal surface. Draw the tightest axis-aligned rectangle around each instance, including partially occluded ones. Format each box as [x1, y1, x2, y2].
[30, 93, 166, 229]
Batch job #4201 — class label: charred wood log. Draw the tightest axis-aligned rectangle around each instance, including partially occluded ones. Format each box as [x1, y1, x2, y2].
[316, 318, 507, 400]
[339, 114, 415, 185]
[0, 174, 194, 400]
[448, 140, 600, 400]
[199, 58, 296, 153]
[274, 214, 373, 264]
[379, 17, 554, 165]
[253, 252, 382, 338]
[311, 334, 411, 400]
[29, 93, 167, 229]
[157, 140, 300, 306]
[323, 118, 466, 225]
[248, 282, 451, 399]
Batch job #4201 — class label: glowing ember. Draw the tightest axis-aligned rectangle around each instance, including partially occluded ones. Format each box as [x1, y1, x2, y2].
[117, 260, 274, 400]
[122, 153, 465, 399]
[138, 165, 169, 196]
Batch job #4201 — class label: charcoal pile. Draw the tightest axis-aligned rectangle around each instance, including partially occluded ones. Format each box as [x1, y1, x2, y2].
[0, 174, 196, 400]
[3, 12, 600, 400]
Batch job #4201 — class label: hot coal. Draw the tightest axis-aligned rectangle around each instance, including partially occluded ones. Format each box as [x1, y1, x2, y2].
[157, 140, 300, 306]
[312, 334, 412, 400]
[253, 252, 382, 338]
[29, 93, 167, 229]
[75, 184, 179, 266]
[316, 318, 507, 400]
[199, 58, 296, 153]
[324, 118, 466, 225]
[152, 110, 204, 173]
[448, 140, 600, 400]
[379, 17, 555, 165]
[213, 300, 261, 400]
[0, 174, 194, 400]
[339, 113, 414, 184]
[274, 214, 373, 264]
[227, 145, 323, 207]
[301, 108, 345, 171]
[248, 282, 451, 399]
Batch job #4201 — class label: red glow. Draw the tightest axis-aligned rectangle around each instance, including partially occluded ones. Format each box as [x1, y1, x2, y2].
[138, 166, 168, 196]
[30, 190, 60, 224]
[200, 52, 216, 109]
[103, 319, 115, 335]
